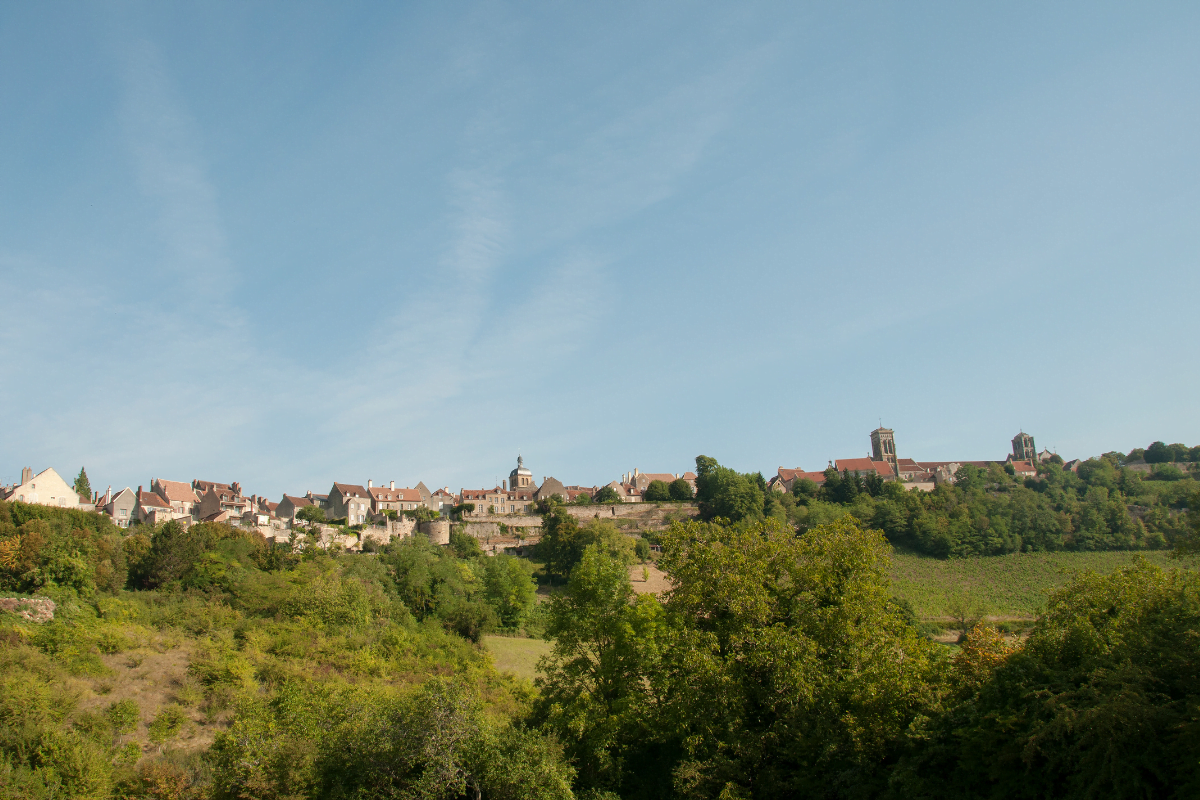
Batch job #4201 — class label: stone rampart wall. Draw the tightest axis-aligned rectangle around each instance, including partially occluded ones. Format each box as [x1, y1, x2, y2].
[459, 521, 542, 541]
[460, 514, 543, 528]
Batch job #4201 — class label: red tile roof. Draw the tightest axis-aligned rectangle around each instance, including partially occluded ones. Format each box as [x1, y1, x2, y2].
[156, 479, 198, 503]
[137, 491, 170, 508]
[282, 494, 313, 508]
[333, 482, 369, 498]
[369, 486, 422, 502]
[834, 459, 895, 477]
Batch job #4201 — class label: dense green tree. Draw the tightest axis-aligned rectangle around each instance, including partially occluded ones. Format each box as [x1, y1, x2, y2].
[1145, 440, 1173, 463]
[898, 560, 1200, 799]
[482, 554, 537, 629]
[213, 679, 575, 800]
[296, 504, 326, 524]
[594, 486, 621, 504]
[73, 467, 91, 499]
[538, 506, 635, 580]
[791, 477, 820, 502]
[643, 480, 671, 502]
[535, 545, 667, 793]
[693, 455, 764, 522]
[668, 478, 693, 501]
[651, 517, 944, 799]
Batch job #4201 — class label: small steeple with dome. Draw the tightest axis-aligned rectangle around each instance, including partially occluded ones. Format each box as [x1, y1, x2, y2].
[510, 454, 534, 490]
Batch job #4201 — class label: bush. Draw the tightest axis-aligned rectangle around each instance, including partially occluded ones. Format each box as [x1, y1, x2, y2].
[148, 704, 187, 745]
[634, 537, 651, 561]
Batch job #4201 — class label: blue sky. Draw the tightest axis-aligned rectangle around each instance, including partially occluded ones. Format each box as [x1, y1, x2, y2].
[2, 2, 1198, 499]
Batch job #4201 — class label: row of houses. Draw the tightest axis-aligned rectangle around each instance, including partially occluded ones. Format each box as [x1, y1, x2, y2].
[3, 431, 1059, 531]
[1, 456, 700, 531]
[765, 428, 1064, 494]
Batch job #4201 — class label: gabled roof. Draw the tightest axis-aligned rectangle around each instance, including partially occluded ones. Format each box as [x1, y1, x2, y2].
[332, 482, 369, 498]
[193, 480, 233, 494]
[137, 491, 170, 508]
[156, 479, 199, 503]
[776, 467, 806, 481]
[641, 473, 680, 483]
[460, 487, 504, 499]
[282, 494, 313, 508]
[681, 472, 697, 480]
[369, 486, 422, 503]
[834, 458, 895, 477]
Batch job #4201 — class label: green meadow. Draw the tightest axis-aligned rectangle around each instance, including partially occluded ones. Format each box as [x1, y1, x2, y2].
[890, 549, 1190, 618]
[484, 635, 553, 681]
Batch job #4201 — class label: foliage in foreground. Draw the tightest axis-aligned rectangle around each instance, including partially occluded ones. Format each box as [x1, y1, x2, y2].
[3, 496, 1199, 799]
[534, 516, 1200, 799]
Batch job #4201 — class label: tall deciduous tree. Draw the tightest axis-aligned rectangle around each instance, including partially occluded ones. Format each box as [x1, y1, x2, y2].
[693, 455, 764, 522]
[535, 545, 666, 792]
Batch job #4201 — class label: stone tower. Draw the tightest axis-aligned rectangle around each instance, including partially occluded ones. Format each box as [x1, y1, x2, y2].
[1012, 431, 1036, 462]
[509, 455, 534, 490]
[871, 427, 897, 473]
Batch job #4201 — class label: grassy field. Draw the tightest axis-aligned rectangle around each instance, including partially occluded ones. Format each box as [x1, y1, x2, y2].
[483, 635, 553, 681]
[890, 549, 1190, 619]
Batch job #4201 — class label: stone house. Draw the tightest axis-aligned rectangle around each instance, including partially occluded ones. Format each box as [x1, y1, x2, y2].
[133, 487, 188, 525]
[459, 487, 507, 516]
[197, 484, 251, 522]
[193, 479, 242, 497]
[152, 479, 200, 521]
[276, 494, 314, 525]
[1008, 459, 1038, 478]
[429, 488, 457, 515]
[328, 482, 371, 525]
[94, 486, 137, 527]
[766, 468, 828, 493]
[535, 477, 568, 503]
[603, 480, 642, 502]
[368, 482, 424, 515]
[626, 470, 689, 494]
[2, 467, 88, 509]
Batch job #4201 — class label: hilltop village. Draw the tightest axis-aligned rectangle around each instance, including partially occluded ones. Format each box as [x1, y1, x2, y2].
[3, 427, 1067, 547]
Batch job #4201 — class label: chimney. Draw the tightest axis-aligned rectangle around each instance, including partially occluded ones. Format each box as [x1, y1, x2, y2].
[389, 481, 394, 490]
[502, 479, 507, 491]
[21, 467, 32, 484]
[368, 479, 373, 489]
[138, 485, 143, 497]
[105, 486, 111, 504]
